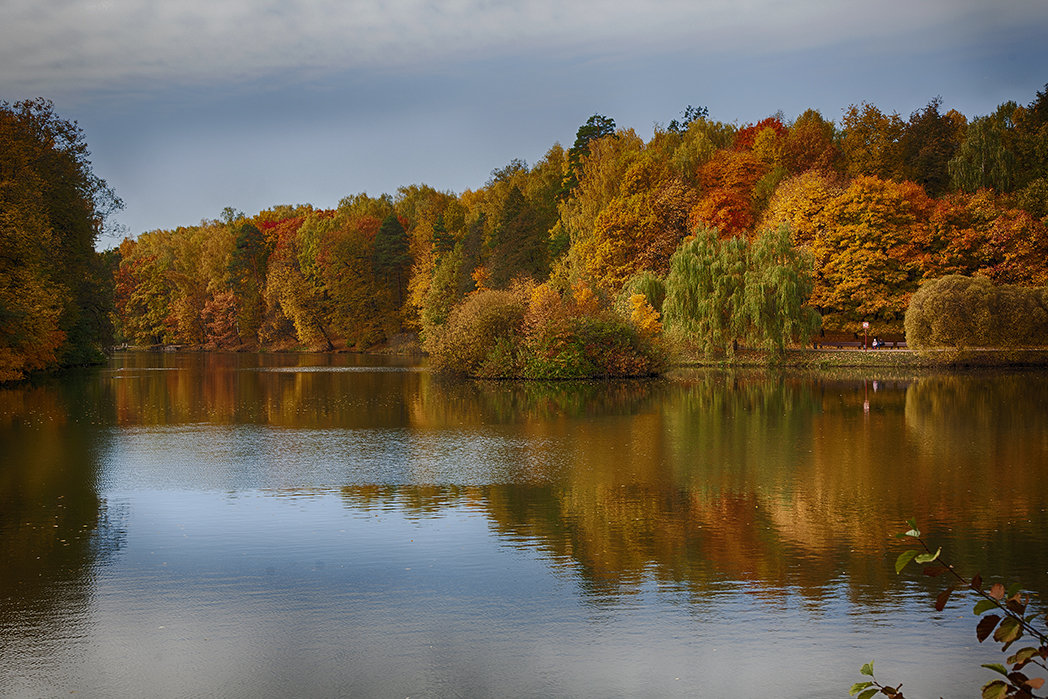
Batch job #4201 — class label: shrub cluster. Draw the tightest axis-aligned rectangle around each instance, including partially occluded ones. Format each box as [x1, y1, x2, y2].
[905, 275, 1048, 349]
[426, 281, 663, 379]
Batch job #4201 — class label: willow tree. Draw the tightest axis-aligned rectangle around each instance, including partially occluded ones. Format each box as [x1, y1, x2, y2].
[742, 225, 821, 353]
[662, 227, 746, 354]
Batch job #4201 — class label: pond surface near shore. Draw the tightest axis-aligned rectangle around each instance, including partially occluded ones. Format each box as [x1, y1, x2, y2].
[2, 352, 1047, 697]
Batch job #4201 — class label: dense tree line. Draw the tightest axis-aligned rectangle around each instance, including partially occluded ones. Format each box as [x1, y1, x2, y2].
[105, 84, 1048, 357]
[6, 87, 1048, 378]
[1, 99, 121, 381]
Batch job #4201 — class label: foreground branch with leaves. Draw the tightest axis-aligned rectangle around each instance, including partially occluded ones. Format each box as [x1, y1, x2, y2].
[852, 520, 1048, 699]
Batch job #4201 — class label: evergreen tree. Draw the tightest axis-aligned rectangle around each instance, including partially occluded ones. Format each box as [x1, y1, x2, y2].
[372, 214, 410, 306]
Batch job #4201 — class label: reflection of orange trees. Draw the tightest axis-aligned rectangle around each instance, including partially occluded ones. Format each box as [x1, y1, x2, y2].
[354, 372, 1048, 602]
[110, 354, 426, 428]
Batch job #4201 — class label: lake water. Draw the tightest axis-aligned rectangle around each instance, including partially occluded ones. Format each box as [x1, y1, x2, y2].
[2, 352, 1047, 697]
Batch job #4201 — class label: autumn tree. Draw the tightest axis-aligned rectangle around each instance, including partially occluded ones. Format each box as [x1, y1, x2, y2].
[317, 214, 387, 346]
[556, 128, 645, 287]
[228, 221, 270, 344]
[263, 215, 335, 349]
[666, 116, 735, 185]
[112, 234, 176, 345]
[760, 171, 844, 247]
[562, 113, 616, 197]
[810, 176, 933, 329]
[583, 151, 697, 291]
[0, 98, 122, 379]
[689, 149, 769, 237]
[926, 190, 1048, 286]
[782, 109, 839, 174]
[839, 102, 904, 180]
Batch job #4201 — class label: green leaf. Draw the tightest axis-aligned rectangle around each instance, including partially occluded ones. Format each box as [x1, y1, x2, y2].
[857, 689, 879, 699]
[903, 528, 921, 538]
[906, 517, 919, 533]
[850, 681, 873, 695]
[982, 679, 1008, 699]
[860, 661, 874, 677]
[981, 663, 1008, 676]
[974, 600, 998, 615]
[1006, 647, 1038, 665]
[895, 550, 919, 575]
[1006, 582, 1022, 599]
[993, 616, 1022, 644]
[914, 547, 941, 564]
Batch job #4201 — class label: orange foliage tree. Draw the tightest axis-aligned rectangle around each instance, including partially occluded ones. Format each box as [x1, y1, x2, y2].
[689, 150, 770, 237]
[810, 176, 933, 329]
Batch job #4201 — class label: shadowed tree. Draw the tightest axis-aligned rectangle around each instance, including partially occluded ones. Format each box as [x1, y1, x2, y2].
[372, 214, 411, 308]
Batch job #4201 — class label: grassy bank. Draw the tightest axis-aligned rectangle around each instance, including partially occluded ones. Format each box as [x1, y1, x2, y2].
[675, 347, 1048, 369]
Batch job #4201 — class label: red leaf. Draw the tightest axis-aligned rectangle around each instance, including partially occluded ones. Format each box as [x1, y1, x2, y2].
[977, 614, 1002, 642]
[990, 583, 1006, 600]
[971, 573, 983, 591]
[935, 586, 955, 612]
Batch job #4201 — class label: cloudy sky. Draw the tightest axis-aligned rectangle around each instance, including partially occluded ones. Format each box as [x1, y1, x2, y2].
[4, 0, 1047, 243]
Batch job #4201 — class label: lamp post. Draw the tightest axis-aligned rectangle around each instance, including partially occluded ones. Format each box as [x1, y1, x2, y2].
[862, 321, 869, 351]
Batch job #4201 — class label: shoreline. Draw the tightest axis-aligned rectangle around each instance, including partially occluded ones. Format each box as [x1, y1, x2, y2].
[675, 347, 1048, 369]
[113, 344, 1048, 369]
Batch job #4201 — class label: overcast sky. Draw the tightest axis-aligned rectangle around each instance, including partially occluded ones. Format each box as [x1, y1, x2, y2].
[4, 0, 1047, 244]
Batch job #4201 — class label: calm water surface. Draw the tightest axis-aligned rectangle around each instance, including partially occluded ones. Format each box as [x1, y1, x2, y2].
[2, 352, 1047, 697]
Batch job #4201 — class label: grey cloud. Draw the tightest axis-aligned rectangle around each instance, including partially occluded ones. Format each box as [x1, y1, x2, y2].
[5, 0, 1043, 97]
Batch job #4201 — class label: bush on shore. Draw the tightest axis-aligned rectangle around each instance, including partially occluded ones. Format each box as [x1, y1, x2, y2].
[904, 275, 1048, 349]
[426, 280, 663, 379]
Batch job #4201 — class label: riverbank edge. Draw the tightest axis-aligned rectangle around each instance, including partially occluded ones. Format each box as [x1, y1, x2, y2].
[675, 347, 1048, 369]
[111, 343, 1048, 370]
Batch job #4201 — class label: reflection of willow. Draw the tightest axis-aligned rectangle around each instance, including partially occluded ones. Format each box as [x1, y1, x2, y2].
[0, 376, 124, 641]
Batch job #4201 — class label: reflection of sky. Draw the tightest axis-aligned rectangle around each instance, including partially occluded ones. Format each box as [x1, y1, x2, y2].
[99, 424, 565, 489]
[7, 490, 988, 698]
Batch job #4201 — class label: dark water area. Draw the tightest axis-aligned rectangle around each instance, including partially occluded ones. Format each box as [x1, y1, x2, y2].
[2, 352, 1047, 697]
